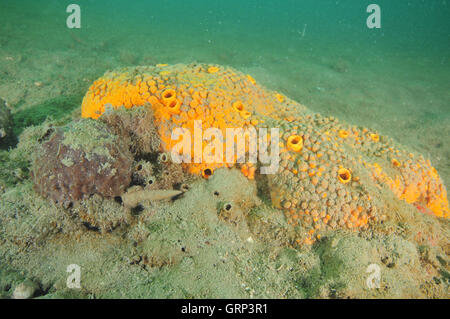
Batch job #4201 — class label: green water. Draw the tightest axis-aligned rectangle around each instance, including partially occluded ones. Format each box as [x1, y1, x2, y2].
[0, 0, 449, 181]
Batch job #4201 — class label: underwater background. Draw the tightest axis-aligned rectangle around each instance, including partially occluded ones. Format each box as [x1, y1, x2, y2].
[0, 0, 449, 299]
[1, 0, 448, 182]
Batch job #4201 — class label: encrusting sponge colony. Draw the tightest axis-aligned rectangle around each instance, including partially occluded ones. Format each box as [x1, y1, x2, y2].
[77, 63, 449, 244]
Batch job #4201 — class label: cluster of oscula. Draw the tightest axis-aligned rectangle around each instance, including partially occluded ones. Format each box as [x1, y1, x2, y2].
[80, 63, 449, 244]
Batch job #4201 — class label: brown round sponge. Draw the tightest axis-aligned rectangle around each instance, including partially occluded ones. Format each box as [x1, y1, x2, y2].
[31, 119, 133, 207]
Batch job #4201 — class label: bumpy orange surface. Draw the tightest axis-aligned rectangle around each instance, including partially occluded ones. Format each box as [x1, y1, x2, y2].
[81, 63, 449, 243]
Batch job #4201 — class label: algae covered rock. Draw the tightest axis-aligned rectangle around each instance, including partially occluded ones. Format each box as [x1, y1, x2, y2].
[79, 63, 449, 249]
[311, 233, 431, 298]
[73, 194, 130, 233]
[31, 119, 133, 206]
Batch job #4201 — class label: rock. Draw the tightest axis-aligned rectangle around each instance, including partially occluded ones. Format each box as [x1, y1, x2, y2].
[12, 280, 39, 299]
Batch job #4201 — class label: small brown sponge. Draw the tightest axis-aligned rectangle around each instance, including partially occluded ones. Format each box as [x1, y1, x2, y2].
[31, 119, 133, 206]
[99, 105, 161, 156]
[132, 157, 188, 191]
